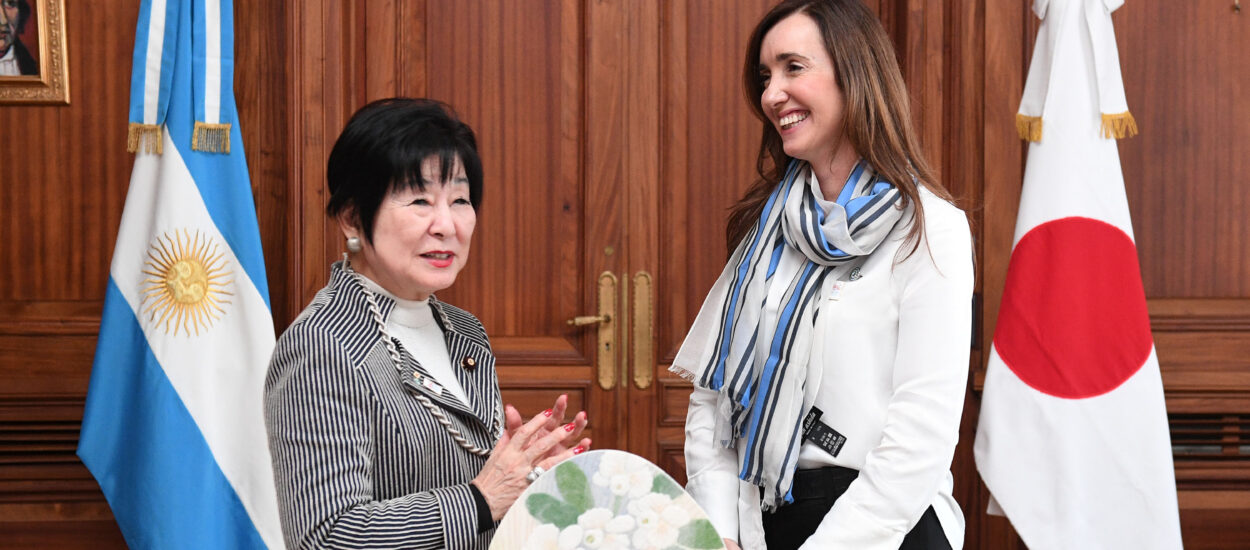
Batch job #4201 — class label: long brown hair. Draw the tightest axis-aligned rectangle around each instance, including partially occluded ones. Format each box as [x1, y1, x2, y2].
[726, 0, 953, 259]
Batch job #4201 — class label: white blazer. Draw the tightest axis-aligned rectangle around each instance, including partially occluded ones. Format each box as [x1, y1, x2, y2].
[685, 187, 974, 550]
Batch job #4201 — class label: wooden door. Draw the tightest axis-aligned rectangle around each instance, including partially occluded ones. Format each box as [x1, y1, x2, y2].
[622, 0, 781, 481]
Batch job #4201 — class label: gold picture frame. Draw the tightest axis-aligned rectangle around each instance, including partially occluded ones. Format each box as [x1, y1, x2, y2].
[0, 0, 68, 104]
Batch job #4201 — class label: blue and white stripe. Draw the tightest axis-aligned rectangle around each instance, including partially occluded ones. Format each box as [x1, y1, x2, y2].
[192, 0, 232, 128]
[80, 0, 280, 548]
[129, 0, 178, 127]
[673, 159, 904, 509]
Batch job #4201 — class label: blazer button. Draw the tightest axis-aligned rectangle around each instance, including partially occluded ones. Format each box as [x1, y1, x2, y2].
[461, 356, 477, 371]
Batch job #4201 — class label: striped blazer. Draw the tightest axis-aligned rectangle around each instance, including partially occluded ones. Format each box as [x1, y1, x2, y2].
[265, 262, 503, 549]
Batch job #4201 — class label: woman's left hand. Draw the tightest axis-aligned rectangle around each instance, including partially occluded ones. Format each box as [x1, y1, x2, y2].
[474, 407, 590, 519]
[503, 394, 590, 464]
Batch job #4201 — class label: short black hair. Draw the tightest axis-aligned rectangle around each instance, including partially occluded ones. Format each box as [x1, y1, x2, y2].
[326, 97, 483, 243]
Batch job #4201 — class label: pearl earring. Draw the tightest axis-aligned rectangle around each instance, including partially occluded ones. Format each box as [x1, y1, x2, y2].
[346, 236, 362, 253]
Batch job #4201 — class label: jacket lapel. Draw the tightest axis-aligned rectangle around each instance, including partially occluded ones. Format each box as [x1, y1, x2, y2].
[442, 329, 501, 431]
[395, 339, 479, 418]
[430, 297, 503, 433]
[331, 263, 501, 435]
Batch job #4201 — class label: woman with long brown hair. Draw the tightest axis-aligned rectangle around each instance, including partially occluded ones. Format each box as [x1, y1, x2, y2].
[673, 1, 973, 548]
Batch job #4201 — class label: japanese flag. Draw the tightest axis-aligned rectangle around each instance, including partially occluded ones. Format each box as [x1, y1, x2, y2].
[973, 0, 1184, 548]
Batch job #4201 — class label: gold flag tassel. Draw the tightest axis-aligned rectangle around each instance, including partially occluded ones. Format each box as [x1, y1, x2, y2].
[192, 122, 232, 153]
[127, 123, 164, 154]
[1100, 111, 1138, 139]
[1015, 114, 1044, 143]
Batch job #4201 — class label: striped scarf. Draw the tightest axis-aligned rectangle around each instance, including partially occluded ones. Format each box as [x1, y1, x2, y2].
[672, 158, 903, 509]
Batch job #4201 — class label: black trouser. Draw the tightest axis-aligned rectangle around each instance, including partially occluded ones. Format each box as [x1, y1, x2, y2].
[762, 467, 952, 550]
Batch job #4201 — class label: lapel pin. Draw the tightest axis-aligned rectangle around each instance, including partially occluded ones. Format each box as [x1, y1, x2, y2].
[829, 280, 845, 301]
[461, 356, 477, 370]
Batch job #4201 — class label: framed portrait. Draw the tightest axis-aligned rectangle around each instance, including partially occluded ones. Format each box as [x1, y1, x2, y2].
[0, 0, 68, 104]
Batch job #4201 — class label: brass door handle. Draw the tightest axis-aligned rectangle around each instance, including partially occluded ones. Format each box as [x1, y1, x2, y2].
[567, 314, 611, 326]
[576, 272, 615, 390]
[632, 271, 654, 389]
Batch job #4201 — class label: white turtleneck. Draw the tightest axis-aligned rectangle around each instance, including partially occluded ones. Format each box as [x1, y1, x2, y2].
[359, 275, 471, 408]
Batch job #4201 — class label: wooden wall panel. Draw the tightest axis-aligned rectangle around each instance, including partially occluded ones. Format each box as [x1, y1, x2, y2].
[0, 0, 138, 543]
[0, 0, 290, 545]
[1115, 3, 1249, 299]
[0, 7, 130, 305]
[288, 0, 361, 323]
[239, 1, 293, 329]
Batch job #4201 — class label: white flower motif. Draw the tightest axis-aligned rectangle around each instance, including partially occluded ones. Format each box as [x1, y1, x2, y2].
[592, 453, 652, 498]
[625, 494, 669, 518]
[578, 507, 636, 534]
[626, 493, 691, 529]
[624, 493, 696, 549]
[522, 524, 561, 550]
[600, 533, 630, 550]
[633, 508, 660, 532]
[661, 504, 690, 528]
[605, 514, 636, 533]
[556, 525, 584, 550]
[631, 518, 680, 550]
[578, 508, 614, 530]
[581, 528, 605, 548]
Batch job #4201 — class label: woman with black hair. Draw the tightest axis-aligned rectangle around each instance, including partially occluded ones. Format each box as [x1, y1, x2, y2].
[265, 98, 591, 549]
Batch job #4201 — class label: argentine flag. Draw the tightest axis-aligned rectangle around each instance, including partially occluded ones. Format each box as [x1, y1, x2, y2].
[78, 0, 281, 547]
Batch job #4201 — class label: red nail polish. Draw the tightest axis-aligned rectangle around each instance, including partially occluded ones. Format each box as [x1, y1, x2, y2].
[574, 445, 585, 454]
[564, 422, 575, 432]
[543, 409, 553, 417]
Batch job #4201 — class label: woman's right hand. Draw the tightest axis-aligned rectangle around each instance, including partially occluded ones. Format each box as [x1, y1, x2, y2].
[471, 406, 588, 520]
[504, 395, 590, 463]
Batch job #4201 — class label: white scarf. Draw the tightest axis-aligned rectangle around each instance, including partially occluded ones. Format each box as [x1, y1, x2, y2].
[672, 159, 904, 510]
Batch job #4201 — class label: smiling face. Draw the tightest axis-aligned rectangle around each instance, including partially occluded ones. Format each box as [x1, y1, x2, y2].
[757, 12, 846, 168]
[344, 155, 477, 301]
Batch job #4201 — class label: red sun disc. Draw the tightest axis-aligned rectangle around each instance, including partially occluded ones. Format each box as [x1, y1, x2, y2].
[993, 217, 1153, 399]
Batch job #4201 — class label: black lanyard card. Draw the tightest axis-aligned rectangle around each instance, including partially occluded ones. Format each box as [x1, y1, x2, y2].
[801, 406, 847, 457]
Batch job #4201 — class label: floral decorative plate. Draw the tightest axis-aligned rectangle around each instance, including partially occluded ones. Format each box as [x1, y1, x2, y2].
[490, 449, 726, 550]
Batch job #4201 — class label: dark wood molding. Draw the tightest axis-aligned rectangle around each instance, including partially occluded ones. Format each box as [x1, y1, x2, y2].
[1150, 299, 1250, 333]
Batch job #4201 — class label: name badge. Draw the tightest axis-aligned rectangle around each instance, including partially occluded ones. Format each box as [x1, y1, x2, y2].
[413, 373, 444, 396]
[801, 406, 847, 457]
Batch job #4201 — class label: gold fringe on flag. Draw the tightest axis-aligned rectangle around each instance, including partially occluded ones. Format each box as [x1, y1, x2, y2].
[1015, 114, 1044, 142]
[1100, 111, 1138, 139]
[127, 123, 164, 154]
[192, 122, 232, 153]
